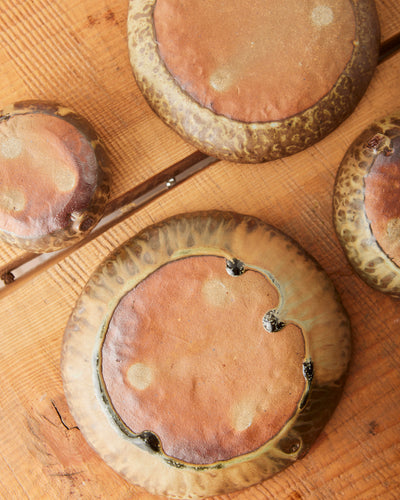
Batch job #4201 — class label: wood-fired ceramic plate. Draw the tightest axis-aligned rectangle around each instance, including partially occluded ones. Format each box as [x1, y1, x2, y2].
[127, 0, 379, 163]
[62, 212, 351, 499]
[333, 112, 400, 297]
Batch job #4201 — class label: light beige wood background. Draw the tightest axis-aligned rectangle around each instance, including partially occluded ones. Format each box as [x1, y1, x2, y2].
[0, 1, 400, 499]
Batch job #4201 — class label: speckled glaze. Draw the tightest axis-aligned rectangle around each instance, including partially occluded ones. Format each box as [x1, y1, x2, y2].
[333, 113, 400, 297]
[127, 0, 379, 163]
[0, 101, 110, 253]
[62, 212, 351, 499]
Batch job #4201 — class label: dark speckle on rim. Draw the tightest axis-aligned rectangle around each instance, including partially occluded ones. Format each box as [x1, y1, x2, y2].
[140, 431, 161, 453]
[79, 216, 95, 233]
[262, 310, 285, 333]
[302, 359, 314, 382]
[278, 436, 301, 455]
[226, 258, 245, 276]
[366, 133, 385, 151]
[246, 219, 258, 233]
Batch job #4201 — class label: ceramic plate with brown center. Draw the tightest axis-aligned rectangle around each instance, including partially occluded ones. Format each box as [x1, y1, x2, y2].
[62, 211, 351, 499]
[333, 112, 400, 297]
[0, 101, 110, 252]
[127, 0, 379, 163]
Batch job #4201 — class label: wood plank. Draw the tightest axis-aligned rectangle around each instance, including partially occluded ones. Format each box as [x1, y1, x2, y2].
[1, 51, 400, 498]
[1, 0, 400, 275]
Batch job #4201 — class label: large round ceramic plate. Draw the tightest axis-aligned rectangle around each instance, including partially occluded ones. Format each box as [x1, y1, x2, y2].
[127, 0, 379, 163]
[62, 211, 351, 499]
[333, 112, 400, 297]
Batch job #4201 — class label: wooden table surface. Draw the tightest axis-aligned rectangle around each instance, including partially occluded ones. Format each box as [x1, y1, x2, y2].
[1, 1, 400, 499]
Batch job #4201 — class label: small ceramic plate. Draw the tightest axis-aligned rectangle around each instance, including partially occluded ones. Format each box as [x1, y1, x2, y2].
[333, 112, 400, 297]
[62, 211, 351, 499]
[127, 0, 379, 163]
[0, 101, 110, 253]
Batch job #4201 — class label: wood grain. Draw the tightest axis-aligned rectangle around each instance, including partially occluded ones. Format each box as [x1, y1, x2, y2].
[1, 1, 400, 499]
[376, 0, 400, 42]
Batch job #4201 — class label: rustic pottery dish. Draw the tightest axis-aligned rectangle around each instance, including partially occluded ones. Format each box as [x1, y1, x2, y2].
[0, 100, 110, 253]
[333, 112, 400, 297]
[127, 0, 380, 163]
[62, 211, 351, 498]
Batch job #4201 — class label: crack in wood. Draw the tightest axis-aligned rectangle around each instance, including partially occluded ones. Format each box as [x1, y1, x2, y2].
[41, 414, 59, 428]
[51, 400, 79, 432]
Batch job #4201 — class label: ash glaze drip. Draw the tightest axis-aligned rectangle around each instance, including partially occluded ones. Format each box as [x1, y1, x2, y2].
[303, 359, 314, 382]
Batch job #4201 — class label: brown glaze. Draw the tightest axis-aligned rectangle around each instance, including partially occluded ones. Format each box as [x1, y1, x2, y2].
[154, 0, 356, 123]
[0, 101, 110, 252]
[102, 256, 305, 464]
[333, 113, 400, 296]
[364, 136, 400, 266]
[0, 113, 97, 238]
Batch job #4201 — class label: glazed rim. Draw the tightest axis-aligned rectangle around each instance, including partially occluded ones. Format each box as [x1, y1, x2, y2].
[62, 212, 351, 499]
[127, 0, 379, 163]
[0, 100, 110, 253]
[333, 113, 400, 296]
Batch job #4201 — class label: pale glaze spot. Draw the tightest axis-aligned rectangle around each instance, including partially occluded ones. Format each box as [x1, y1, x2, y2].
[1, 137, 23, 159]
[311, 5, 334, 27]
[232, 399, 256, 432]
[387, 218, 400, 241]
[0, 188, 25, 212]
[209, 68, 235, 93]
[52, 162, 78, 193]
[201, 278, 230, 306]
[126, 363, 153, 391]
